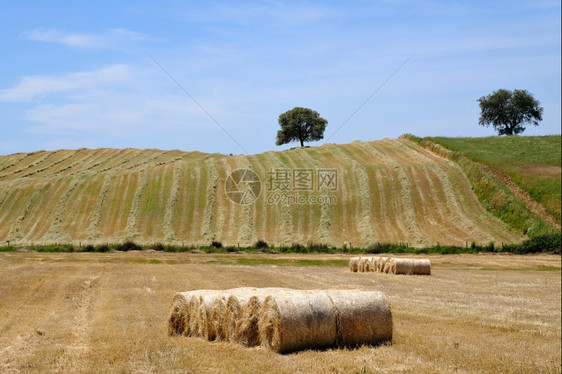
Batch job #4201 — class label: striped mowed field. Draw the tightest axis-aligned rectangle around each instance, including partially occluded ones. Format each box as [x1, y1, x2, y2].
[0, 138, 523, 247]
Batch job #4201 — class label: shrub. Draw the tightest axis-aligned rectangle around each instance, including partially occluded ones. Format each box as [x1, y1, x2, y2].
[96, 244, 110, 252]
[116, 241, 142, 252]
[254, 239, 269, 250]
[84, 245, 95, 252]
[211, 241, 223, 249]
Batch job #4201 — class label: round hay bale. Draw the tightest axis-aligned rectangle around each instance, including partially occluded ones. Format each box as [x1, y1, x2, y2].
[326, 289, 392, 347]
[168, 292, 194, 336]
[193, 290, 223, 340]
[224, 293, 254, 342]
[393, 258, 414, 275]
[358, 257, 370, 273]
[234, 294, 268, 347]
[362, 257, 373, 273]
[349, 257, 359, 272]
[369, 257, 379, 272]
[412, 259, 431, 275]
[258, 290, 336, 353]
[223, 287, 288, 344]
[210, 295, 227, 341]
[187, 293, 202, 337]
[378, 257, 390, 273]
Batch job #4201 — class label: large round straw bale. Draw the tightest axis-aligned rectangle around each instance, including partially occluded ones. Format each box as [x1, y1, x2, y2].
[412, 259, 431, 275]
[224, 293, 253, 342]
[168, 291, 194, 336]
[326, 289, 392, 347]
[393, 258, 414, 275]
[258, 290, 336, 353]
[193, 290, 223, 340]
[363, 257, 374, 272]
[358, 257, 370, 272]
[234, 292, 269, 347]
[210, 295, 227, 341]
[378, 257, 390, 273]
[223, 287, 289, 345]
[349, 257, 359, 272]
[187, 293, 202, 337]
[369, 257, 379, 272]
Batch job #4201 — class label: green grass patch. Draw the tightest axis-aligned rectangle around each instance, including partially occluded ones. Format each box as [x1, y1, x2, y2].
[429, 135, 561, 225]
[405, 135, 560, 237]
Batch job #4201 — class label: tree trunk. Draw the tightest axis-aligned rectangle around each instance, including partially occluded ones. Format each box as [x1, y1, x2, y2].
[300, 138, 304, 147]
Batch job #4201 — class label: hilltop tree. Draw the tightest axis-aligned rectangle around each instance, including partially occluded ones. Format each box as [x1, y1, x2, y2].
[276, 107, 327, 147]
[477, 89, 543, 135]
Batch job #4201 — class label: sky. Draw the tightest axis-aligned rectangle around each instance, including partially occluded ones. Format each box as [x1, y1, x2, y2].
[0, 0, 560, 156]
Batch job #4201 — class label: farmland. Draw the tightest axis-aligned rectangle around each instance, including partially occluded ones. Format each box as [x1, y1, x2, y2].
[0, 138, 526, 247]
[0, 251, 560, 373]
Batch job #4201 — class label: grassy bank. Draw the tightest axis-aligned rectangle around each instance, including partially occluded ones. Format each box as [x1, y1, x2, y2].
[429, 135, 561, 225]
[404, 135, 560, 238]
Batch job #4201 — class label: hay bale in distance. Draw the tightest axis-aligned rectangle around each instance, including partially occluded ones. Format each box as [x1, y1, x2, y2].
[326, 289, 392, 347]
[392, 258, 414, 275]
[259, 290, 336, 353]
[349, 257, 359, 272]
[412, 259, 431, 275]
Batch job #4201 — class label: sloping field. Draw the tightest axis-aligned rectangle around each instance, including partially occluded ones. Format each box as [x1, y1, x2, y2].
[0, 139, 524, 247]
[429, 135, 561, 227]
[0, 252, 560, 373]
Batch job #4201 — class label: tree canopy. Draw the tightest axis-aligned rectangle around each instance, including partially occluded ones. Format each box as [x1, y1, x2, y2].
[477, 89, 543, 135]
[276, 107, 327, 147]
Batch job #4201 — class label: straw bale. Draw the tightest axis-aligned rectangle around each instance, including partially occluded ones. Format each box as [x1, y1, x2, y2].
[168, 291, 194, 336]
[210, 295, 227, 341]
[392, 258, 414, 275]
[258, 290, 336, 353]
[193, 290, 223, 340]
[370, 256, 379, 272]
[349, 257, 359, 272]
[412, 259, 431, 275]
[234, 294, 267, 346]
[326, 289, 392, 347]
[378, 257, 390, 273]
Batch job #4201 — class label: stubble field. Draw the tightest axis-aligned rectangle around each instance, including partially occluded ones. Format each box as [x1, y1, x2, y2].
[0, 251, 560, 374]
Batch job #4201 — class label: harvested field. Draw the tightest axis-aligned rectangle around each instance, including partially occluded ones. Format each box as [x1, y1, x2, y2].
[0, 251, 559, 373]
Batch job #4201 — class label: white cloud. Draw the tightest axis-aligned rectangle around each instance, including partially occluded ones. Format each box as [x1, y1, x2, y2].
[22, 28, 166, 49]
[0, 65, 131, 102]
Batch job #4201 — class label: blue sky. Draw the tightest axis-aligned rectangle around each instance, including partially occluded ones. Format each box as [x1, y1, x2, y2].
[0, 1, 560, 156]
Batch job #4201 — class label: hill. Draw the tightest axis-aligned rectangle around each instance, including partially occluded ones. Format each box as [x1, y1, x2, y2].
[428, 135, 561, 227]
[0, 138, 525, 247]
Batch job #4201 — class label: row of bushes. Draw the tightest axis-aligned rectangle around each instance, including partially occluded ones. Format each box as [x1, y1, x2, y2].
[1, 234, 559, 254]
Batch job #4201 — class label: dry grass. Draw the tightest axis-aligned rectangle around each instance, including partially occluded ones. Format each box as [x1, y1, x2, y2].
[0, 251, 560, 373]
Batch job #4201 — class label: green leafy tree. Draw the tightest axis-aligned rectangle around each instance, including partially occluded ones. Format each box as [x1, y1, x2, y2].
[276, 107, 328, 147]
[477, 89, 543, 135]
